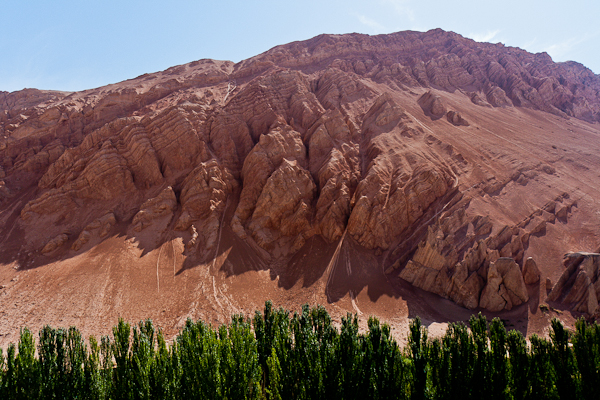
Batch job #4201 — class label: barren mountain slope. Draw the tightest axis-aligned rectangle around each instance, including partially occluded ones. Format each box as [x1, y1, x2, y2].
[1, 29, 600, 346]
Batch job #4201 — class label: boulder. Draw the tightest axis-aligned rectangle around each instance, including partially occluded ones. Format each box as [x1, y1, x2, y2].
[418, 91, 446, 119]
[446, 110, 469, 126]
[523, 257, 541, 284]
[41, 234, 69, 254]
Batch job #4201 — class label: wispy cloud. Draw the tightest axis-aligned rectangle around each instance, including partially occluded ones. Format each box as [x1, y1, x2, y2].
[380, 0, 415, 22]
[355, 13, 387, 33]
[520, 38, 538, 50]
[467, 30, 500, 43]
[542, 35, 593, 60]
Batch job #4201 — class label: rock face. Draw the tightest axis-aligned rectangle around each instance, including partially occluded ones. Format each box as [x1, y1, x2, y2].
[41, 234, 69, 254]
[522, 257, 541, 284]
[72, 213, 116, 251]
[418, 91, 446, 119]
[398, 194, 571, 310]
[479, 258, 529, 312]
[1, 29, 600, 320]
[131, 187, 177, 232]
[446, 111, 469, 126]
[548, 253, 600, 314]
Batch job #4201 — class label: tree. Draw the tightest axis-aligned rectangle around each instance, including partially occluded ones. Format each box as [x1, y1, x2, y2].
[488, 318, 509, 399]
[572, 318, 600, 400]
[549, 318, 578, 400]
[507, 329, 529, 400]
[112, 319, 132, 400]
[408, 317, 428, 400]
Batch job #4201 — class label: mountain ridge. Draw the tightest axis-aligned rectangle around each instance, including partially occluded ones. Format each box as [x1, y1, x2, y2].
[1, 28, 600, 345]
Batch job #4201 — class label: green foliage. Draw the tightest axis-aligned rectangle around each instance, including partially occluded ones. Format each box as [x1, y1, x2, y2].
[408, 316, 427, 400]
[529, 334, 558, 399]
[549, 318, 578, 400]
[488, 318, 509, 400]
[85, 335, 108, 400]
[220, 315, 262, 400]
[266, 347, 282, 400]
[16, 327, 39, 399]
[363, 316, 408, 400]
[0, 303, 599, 399]
[572, 318, 600, 400]
[507, 329, 529, 400]
[112, 318, 131, 400]
[149, 330, 179, 400]
[470, 313, 489, 399]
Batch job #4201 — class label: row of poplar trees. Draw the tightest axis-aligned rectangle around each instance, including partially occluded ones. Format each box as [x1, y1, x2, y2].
[0, 301, 598, 399]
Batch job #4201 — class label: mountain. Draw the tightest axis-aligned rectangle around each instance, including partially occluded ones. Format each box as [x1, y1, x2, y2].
[1, 28, 600, 344]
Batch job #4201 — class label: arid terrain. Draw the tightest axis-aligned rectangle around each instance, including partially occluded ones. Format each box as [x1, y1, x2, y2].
[1, 29, 600, 347]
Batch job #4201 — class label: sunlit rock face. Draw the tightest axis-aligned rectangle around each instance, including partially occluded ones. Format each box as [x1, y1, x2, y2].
[2, 28, 600, 320]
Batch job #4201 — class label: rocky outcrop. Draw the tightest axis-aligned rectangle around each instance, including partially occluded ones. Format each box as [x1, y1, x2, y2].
[21, 139, 137, 222]
[418, 91, 446, 119]
[308, 110, 360, 243]
[446, 111, 469, 126]
[399, 210, 496, 309]
[548, 253, 600, 314]
[0, 89, 69, 112]
[479, 258, 529, 312]
[72, 213, 117, 251]
[398, 193, 572, 310]
[41, 234, 69, 254]
[248, 158, 316, 254]
[348, 162, 451, 251]
[175, 160, 236, 231]
[131, 187, 177, 232]
[485, 84, 513, 108]
[232, 123, 316, 255]
[469, 92, 492, 107]
[523, 257, 541, 284]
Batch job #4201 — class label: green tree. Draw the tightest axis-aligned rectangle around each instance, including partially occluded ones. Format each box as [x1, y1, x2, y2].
[100, 335, 114, 399]
[149, 330, 179, 400]
[85, 335, 107, 400]
[130, 319, 155, 400]
[335, 313, 362, 400]
[549, 318, 578, 400]
[507, 329, 529, 400]
[364, 316, 408, 400]
[488, 318, 509, 399]
[112, 319, 132, 400]
[470, 313, 489, 399]
[253, 301, 292, 398]
[266, 347, 282, 400]
[428, 337, 450, 400]
[572, 318, 600, 400]
[220, 316, 261, 400]
[529, 334, 558, 399]
[66, 327, 87, 398]
[408, 317, 428, 400]
[15, 327, 39, 399]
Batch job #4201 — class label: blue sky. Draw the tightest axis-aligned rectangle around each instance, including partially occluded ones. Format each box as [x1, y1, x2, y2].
[1, 0, 598, 92]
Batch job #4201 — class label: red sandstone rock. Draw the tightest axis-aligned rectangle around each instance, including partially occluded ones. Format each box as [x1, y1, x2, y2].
[523, 257, 541, 285]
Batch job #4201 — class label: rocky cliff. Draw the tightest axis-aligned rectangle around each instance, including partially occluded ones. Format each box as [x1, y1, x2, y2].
[1, 29, 600, 342]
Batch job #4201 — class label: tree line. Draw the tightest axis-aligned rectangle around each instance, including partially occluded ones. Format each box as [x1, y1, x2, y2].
[0, 301, 598, 399]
